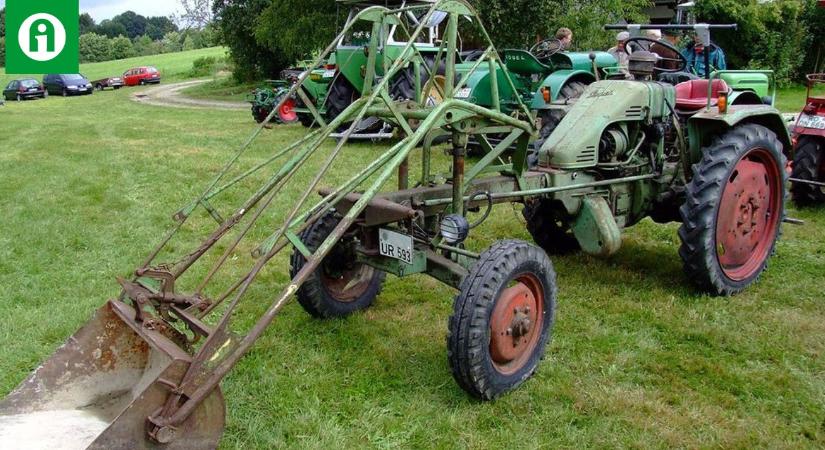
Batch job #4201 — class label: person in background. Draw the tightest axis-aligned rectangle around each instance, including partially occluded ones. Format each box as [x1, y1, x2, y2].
[556, 28, 573, 51]
[682, 35, 727, 76]
[651, 29, 683, 71]
[607, 31, 631, 77]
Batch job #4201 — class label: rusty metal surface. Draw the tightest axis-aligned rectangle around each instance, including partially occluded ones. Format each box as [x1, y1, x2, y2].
[0, 301, 224, 449]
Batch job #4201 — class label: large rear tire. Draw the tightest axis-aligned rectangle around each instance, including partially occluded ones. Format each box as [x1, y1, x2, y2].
[448, 240, 556, 400]
[790, 136, 825, 205]
[289, 212, 385, 318]
[325, 76, 358, 132]
[678, 124, 786, 296]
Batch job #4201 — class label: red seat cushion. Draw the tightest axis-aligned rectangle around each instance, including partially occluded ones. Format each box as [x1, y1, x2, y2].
[675, 79, 731, 111]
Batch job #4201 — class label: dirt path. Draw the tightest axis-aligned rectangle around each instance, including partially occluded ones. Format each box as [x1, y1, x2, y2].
[131, 79, 247, 110]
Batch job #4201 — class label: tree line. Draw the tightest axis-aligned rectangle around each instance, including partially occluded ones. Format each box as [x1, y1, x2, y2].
[212, 0, 824, 85]
[0, 8, 218, 66]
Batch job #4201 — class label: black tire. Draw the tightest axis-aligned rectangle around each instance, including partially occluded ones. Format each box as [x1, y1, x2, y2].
[289, 212, 385, 318]
[533, 81, 588, 150]
[678, 123, 786, 296]
[139, 80, 145, 86]
[96, 84, 103, 91]
[447, 240, 557, 400]
[325, 76, 358, 131]
[16, 94, 21, 102]
[251, 105, 270, 124]
[521, 198, 579, 254]
[62, 89, 68, 97]
[790, 136, 825, 205]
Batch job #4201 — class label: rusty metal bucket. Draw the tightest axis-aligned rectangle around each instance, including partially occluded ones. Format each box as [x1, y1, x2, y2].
[0, 300, 225, 449]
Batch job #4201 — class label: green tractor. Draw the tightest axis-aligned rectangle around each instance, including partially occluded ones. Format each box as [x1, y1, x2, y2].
[291, 0, 617, 138]
[0, 6, 795, 447]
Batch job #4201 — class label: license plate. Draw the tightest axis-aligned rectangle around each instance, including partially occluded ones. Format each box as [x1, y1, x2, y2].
[798, 114, 825, 130]
[379, 229, 413, 265]
[322, 70, 336, 79]
[28, 88, 37, 92]
[455, 87, 472, 99]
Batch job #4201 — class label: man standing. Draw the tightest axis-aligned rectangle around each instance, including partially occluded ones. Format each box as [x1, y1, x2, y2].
[607, 31, 631, 76]
[651, 29, 683, 71]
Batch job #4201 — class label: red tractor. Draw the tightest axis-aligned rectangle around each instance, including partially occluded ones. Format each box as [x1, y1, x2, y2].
[790, 73, 825, 204]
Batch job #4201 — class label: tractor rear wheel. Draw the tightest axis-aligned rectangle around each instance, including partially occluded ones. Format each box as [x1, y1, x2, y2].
[448, 240, 556, 400]
[790, 136, 825, 205]
[325, 76, 358, 132]
[678, 124, 786, 295]
[289, 211, 385, 318]
[534, 81, 588, 150]
[522, 198, 579, 254]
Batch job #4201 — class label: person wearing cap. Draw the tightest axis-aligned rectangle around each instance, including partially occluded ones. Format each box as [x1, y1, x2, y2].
[681, 34, 727, 76]
[607, 31, 631, 76]
[651, 29, 683, 71]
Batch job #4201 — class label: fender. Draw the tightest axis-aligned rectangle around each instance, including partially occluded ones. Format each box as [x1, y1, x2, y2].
[687, 106, 793, 161]
[530, 70, 595, 110]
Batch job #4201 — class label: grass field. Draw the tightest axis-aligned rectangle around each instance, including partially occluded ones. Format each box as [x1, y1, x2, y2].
[0, 47, 228, 88]
[0, 55, 824, 449]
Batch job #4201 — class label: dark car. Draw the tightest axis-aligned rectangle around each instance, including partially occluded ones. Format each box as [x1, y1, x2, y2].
[3, 79, 47, 101]
[43, 74, 94, 96]
[91, 76, 125, 91]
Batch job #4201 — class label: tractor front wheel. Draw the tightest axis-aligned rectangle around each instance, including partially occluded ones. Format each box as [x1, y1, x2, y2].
[678, 124, 786, 295]
[289, 211, 385, 318]
[790, 136, 825, 205]
[448, 240, 556, 400]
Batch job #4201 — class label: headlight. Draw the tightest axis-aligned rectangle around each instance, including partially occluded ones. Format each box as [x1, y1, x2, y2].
[440, 215, 470, 245]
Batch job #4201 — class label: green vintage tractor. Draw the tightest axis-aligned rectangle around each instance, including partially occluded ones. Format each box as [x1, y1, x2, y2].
[291, 0, 617, 138]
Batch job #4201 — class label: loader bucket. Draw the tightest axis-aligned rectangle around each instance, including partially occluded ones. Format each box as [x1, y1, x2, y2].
[0, 300, 225, 450]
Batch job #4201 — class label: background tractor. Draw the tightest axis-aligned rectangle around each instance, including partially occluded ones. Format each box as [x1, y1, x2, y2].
[790, 73, 825, 205]
[0, 5, 793, 449]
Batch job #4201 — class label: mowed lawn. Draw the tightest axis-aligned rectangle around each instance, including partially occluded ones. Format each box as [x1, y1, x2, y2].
[0, 46, 228, 88]
[0, 68, 824, 449]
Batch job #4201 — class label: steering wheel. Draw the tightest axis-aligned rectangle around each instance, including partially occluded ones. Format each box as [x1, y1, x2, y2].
[621, 36, 688, 74]
[530, 38, 563, 60]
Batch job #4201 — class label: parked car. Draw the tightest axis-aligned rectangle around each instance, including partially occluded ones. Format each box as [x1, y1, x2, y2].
[42, 74, 93, 96]
[91, 76, 125, 91]
[3, 79, 47, 101]
[123, 66, 161, 86]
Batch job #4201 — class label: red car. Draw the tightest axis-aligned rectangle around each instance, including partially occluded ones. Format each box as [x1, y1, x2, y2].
[123, 66, 161, 86]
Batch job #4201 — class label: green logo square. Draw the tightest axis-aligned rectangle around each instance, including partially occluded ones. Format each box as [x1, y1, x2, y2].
[5, 0, 79, 74]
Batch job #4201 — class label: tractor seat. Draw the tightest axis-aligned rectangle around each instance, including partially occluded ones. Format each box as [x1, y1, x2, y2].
[674, 79, 731, 111]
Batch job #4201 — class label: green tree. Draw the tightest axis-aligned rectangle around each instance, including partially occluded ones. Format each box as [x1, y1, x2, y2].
[79, 33, 111, 62]
[132, 35, 155, 56]
[801, 0, 825, 74]
[96, 19, 128, 38]
[109, 35, 136, 60]
[162, 31, 183, 53]
[695, 0, 808, 84]
[1, 8, 6, 38]
[112, 11, 148, 39]
[213, 0, 291, 81]
[146, 16, 179, 40]
[0, 37, 5, 68]
[79, 13, 96, 35]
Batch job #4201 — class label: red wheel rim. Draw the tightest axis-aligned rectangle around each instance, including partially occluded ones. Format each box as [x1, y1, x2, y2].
[278, 98, 298, 123]
[715, 148, 782, 281]
[489, 274, 544, 375]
